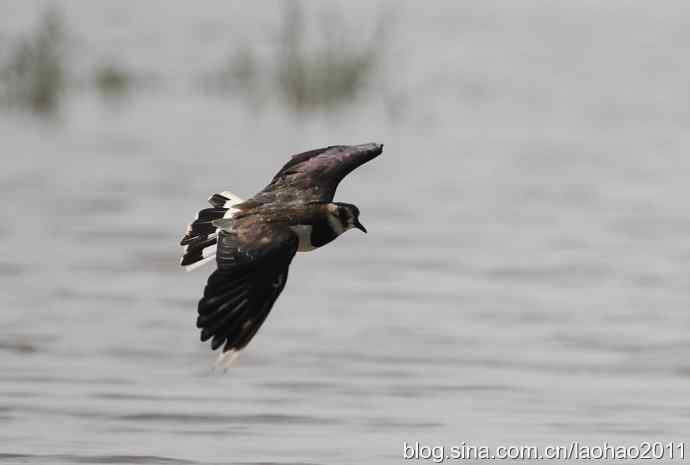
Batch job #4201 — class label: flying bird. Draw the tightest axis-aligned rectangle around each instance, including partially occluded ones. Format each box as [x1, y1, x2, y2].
[180, 143, 383, 366]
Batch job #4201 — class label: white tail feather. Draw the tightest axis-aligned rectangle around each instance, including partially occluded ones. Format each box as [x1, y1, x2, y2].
[181, 190, 245, 271]
[183, 255, 216, 272]
[217, 191, 244, 213]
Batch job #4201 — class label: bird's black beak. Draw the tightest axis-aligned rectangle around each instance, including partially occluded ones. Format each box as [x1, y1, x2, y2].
[353, 219, 367, 234]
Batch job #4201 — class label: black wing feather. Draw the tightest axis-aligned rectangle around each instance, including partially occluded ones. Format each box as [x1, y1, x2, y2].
[256, 143, 383, 203]
[196, 222, 298, 353]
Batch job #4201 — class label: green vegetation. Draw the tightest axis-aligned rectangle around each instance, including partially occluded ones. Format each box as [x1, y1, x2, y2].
[93, 63, 132, 98]
[275, 2, 384, 111]
[0, 9, 65, 114]
[211, 2, 387, 112]
[0, 3, 390, 116]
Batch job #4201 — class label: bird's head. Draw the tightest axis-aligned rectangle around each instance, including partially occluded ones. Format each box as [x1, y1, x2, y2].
[329, 202, 367, 234]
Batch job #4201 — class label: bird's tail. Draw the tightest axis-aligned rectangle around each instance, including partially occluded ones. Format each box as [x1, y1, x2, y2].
[180, 191, 244, 270]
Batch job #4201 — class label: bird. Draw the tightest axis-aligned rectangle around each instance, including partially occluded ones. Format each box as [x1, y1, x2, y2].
[179, 143, 383, 366]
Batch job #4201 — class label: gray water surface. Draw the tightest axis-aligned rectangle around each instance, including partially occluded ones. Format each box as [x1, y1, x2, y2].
[2, 2, 690, 464]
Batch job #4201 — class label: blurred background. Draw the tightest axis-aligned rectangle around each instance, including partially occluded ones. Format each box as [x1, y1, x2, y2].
[1, 1, 690, 463]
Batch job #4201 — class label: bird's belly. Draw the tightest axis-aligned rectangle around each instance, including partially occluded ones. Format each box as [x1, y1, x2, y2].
[290, 225, 317, 252]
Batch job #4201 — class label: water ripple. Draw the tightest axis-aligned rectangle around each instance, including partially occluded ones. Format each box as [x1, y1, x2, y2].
[118, 412, 340, 426]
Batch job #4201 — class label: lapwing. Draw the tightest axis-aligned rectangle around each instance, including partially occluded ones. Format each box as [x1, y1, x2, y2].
[180, 143, 383, 366]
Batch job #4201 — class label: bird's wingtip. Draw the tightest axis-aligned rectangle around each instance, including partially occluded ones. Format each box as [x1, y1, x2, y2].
[354, 142, 384, 155]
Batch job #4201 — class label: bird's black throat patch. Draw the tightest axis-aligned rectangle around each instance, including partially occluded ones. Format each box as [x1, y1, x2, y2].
[310, 219, 340, 248]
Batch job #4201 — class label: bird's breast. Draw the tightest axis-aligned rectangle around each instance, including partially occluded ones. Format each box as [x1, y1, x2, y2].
[290, 225, 317, 252]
